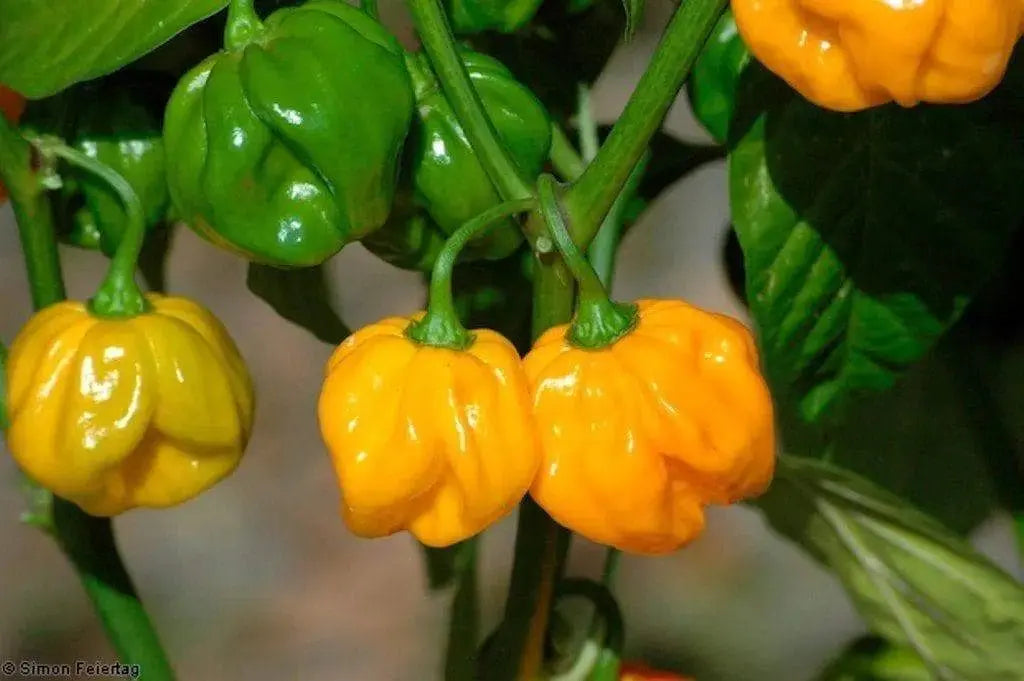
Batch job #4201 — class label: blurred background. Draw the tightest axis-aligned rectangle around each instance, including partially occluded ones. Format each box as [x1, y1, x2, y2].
[1, 2, 1021, 679]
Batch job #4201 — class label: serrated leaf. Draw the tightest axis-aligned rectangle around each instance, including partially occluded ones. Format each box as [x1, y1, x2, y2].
[729, 63, 1024, 424]
[247, 263, 350, 345]
[687, 9, 749, 144]
[0, 0, 229, 98]
[758, 456, 1024, 681]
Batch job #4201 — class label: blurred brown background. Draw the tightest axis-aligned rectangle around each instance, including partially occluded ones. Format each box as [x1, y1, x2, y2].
[1, 3, 1020, 679]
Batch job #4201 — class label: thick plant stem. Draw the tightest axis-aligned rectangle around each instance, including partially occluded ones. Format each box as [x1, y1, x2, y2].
[444, 540, 480, 681]
[0, 115, 175, 680]
[563, 0, 727, 246]
[406, 0, 534, 202]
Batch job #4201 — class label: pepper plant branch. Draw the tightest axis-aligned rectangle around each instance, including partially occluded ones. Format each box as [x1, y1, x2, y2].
[563, 0, 727, 246]
[0, 114, 175, 680]
[406, 0, 534, 202]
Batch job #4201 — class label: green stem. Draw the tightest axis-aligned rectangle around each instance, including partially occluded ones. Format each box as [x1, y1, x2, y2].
[225, 0, 266, 49]
[39, 141, 148, 317]
[563, 0, 727, 246]
[444, 540, 480, 681]
[406, 0, 533, 202]
[549, 125, 586, 182]
[407, 198, 535, 348]
[0, 116, 174, 679]
[537, 175, 636, 349]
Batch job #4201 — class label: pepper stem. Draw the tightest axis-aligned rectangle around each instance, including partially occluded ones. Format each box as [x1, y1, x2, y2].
[406, 199, 536, 349]
[225, 0, 266, 49]
[536, 175, 636, 349]
[35, 138, 148, 317]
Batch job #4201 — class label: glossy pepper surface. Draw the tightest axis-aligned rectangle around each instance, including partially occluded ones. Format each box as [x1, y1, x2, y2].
[23, 80, 169, 255]
[318, 315, 540, 547]
[164, 0, 414, 267]
[399, 49, 550, 261]
[0, 85, 26, 202]
[525, 299, 775, 554]
[5, 294, 254, 516]
[732, 0, 1024, 111]
[444, 0, 544, 33]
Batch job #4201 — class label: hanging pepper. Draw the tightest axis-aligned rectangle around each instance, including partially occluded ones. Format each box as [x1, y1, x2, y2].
[525, 176, 776, 555]
[164, 0, 414, 267]
[444, 0, 544, 34]
[22, 78, 169, 255]
[368, 49, 550, 263]
[0, 85, 26, 202]
[319, 200, 540, 547]
[4, 141, 254, 516]
[732, 0, 1024, 111]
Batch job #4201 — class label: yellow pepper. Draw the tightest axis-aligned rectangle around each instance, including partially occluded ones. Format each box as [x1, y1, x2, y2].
[525, 298, 775, 555]
[5, 294, 254, 516]
[732, 0, 1023, 111]
[317, 200, 540, 547]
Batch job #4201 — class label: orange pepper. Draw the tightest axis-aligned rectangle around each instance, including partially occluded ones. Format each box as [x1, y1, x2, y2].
[732, 0, 1023, 111]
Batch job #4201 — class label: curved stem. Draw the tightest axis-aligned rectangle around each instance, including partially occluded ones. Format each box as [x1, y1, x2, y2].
[407, 198, 535, 348]
[226, 0, 265, 49]
[549, 125, 586, 182]
[406, 0, 534, 202]
[41, 141, 148, 317]
[0, 116, 174, 679]
[537, 175, 636, 349]
[563, 0, 728, 246]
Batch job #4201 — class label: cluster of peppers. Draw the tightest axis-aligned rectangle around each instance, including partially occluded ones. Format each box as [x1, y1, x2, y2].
[3, 0, 1023, 556]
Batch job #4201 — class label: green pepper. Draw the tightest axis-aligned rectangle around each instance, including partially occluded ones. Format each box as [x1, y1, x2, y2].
[164, 0, 414, 267]
[22, 79, 170, 257]
[444, 0, 544, 34]
[388, 49, 550, 263]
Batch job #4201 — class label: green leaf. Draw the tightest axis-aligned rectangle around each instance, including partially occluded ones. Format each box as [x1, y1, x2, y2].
[246, 263, 350, 345]
[621, 0, 643, 39]
[729, 63, 1024, 423]
[758, 456, 1024, 681]
[818, 637, 932, 681]
[0, 0, 229, 98]
[687, 9, 749, 144]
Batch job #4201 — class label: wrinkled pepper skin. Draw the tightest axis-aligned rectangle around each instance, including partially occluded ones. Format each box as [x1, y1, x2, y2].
[318, 316, 540, 547]
[733, 0, 1023, 111]
[620, 664, 694, 681]
[402, 50, 550, 261]
[5, 295, 254, 516]
[164, 0, 414, 267]
[0, 85, 26, 202]
[445, 0, 544, 33]
[524, 299, 775, 554]
[23, 81, 169, 255]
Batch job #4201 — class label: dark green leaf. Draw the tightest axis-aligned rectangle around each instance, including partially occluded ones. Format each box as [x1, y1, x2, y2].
[729, 63, 1024, 424]
[817, 637, 932, 681]
[758, 456, 1024, 681]
[470, 0, 625, 122]
[687, 9, 749, 144]
[0, 0, 229, 98]
[247, 263, 350, 345]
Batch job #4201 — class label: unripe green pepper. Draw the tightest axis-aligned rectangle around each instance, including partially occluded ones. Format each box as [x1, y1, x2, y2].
[22, 80, 169, 256]
[687, 10, 750, 144]
[164, 0, 414, 267]
[400, 49, 551, 262]
[444, 0, 544, 34]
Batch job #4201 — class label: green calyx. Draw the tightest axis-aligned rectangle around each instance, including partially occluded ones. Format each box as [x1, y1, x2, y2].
[536, 174, 637, 349]
[406, 198, 536, 349]
[33, 138, 150, 318]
